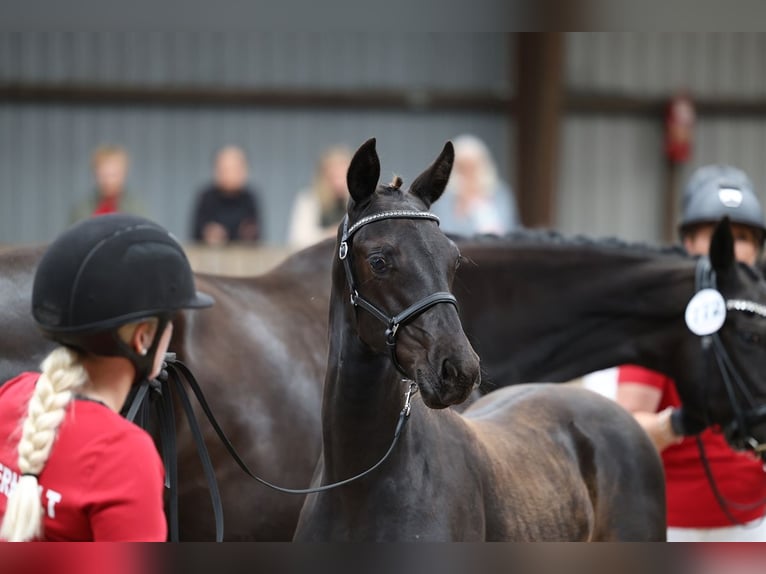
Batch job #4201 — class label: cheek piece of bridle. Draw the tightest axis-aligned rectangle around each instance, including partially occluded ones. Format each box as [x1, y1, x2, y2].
[338, 210, 458, 379]
[688, 256, 766, 455]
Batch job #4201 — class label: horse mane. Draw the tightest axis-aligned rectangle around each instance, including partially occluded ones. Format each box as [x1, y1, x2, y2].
[448, 227, 689, 258]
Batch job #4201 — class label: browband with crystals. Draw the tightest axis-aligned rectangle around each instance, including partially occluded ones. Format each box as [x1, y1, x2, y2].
[345, 211, 440, 240]
[726, 299, 766, 318]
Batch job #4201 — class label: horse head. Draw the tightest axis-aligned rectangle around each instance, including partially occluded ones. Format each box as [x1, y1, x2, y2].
[682, 217, 766, 457]
[337, 138, 481, 408]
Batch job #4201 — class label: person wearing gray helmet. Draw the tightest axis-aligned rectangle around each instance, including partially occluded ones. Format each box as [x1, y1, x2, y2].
[616, 164, 766, 541]
[679, 164, 764, 266]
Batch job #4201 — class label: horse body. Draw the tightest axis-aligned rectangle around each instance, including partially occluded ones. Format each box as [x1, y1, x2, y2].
[294, 139, 666, 541]
[463, 384, 665, 540]
[170, 262, 329, 540]
[297, 382, 665, 541]
[0, 246, 50, 376]
[0, 242, 332, 541]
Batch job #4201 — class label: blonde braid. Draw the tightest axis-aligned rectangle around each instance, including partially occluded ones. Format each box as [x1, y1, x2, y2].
[0, 347, 87, 542]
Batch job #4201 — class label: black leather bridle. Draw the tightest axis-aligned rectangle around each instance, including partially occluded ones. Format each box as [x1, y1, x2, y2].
[338, 210, 459, 378]
[672, 256, 766, 525]
[692, 256, 766, 454]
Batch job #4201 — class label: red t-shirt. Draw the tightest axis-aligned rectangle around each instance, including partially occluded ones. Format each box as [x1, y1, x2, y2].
[0, 372, 167, 541]
[618, 364, 766, 527]
[92, 197, 120, 216]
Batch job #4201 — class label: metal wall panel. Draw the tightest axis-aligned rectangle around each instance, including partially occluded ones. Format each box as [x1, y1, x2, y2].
[692, 118, 766, 208]
[558, 33, 766, 244]
[556, 116, 664, 243]
[0, 32, 512, 245]
[567, 32, 766, 98]
[0, 31, 511, 92]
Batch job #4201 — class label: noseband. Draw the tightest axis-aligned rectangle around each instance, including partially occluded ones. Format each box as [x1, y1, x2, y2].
[339, 210, 458, 378]
[694, 257, 766, 453]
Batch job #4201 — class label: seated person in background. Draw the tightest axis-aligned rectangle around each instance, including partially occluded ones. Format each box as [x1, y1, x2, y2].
[430, 134, 520, 236]
[617, 164, 766, 542]
[191, 145, 262, 245]
[71, 145, 145, 222]
[288, 145, 351, 248]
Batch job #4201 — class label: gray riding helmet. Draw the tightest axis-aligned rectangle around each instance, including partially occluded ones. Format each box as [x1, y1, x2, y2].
[679, 164, 766, 242]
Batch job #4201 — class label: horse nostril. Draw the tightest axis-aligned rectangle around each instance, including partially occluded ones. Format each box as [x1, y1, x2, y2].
[442, 358, 459, 382]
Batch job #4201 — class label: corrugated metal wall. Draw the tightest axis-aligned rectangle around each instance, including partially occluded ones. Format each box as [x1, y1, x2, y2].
[0, 32, 512, 245]
[6, 32, 766, 246]
[558, 32, 766, 243]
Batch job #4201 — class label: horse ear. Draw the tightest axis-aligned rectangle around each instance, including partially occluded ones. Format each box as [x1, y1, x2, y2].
[410, 141, 455, 208]
[710, 216, 736, 276]
[346, 138, 380, 205]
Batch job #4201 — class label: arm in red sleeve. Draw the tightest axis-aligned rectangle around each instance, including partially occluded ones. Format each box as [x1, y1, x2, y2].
[617, 364, 681, 451]
[617, 364, 670, 391]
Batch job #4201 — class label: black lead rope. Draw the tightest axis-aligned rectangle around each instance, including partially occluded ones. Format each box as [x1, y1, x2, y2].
[123, 353, 417, 542]
[170, 358, 417, 494]
[165, 364, 223, 541]
[695, 436, 766, 518]
[125, 376, 183, 541]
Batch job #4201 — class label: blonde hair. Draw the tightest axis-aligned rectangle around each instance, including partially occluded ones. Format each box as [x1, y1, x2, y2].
[0, 347, 87, 542]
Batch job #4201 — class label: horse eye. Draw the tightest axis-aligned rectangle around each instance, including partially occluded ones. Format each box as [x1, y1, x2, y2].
[455, 256, 463, 271]
[369, 256, 387, 273]
[739, 331, 762, 345]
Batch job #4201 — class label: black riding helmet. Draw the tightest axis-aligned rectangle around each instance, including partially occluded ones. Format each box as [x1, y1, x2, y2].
[32, 214, 213, 382]
[679, 164, 766, 243]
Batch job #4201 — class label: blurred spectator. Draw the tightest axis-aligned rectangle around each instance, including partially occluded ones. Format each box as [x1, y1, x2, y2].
[288, 145, 351, 248]
[191, 145, 262, 245]
[430, 134, 520, 236]
[71, 145, 145, 222]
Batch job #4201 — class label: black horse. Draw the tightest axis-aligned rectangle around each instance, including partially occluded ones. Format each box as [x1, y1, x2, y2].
[292, 138, 666, 541]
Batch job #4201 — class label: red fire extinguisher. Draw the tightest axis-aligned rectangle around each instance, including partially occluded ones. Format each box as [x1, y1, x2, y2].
[665, 93, 695, 164]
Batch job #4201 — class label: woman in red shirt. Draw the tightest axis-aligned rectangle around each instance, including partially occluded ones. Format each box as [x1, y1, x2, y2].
[618, 164, 766, 541]
[0, 214, 213, 541]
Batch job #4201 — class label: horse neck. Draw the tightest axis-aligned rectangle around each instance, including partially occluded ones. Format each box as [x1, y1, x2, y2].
[320, 258, 414, 482]
[457, 241, 697, 384]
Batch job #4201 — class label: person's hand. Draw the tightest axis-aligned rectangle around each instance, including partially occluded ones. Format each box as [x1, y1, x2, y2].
[202, 222, 228, 246]
[634, 407, 684, 452]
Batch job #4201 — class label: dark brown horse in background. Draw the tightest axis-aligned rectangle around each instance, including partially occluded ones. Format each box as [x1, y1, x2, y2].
[453, 223, 766, 451]
[293, 138, 666, 541]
